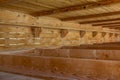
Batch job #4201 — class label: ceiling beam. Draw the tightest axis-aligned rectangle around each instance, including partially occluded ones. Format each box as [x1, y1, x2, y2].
[61, 11, 120, 21]
[0, 0, 20, 4]
[31, 0, 120, 16]
[92, 22, 120, 26]
[102, 25, 120, 27]
[79, 18, 120, 24]
[0, 0, 12, 2]
[113, 27, 120, 29]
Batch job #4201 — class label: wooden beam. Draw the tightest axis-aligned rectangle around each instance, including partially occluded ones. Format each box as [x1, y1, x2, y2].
[79, 18, 120, 24]
[0, 9, 120, 33]
[31, 0, 120, 16]
[102, 25, 120, 27]
[92, 22, 120, 26]
[61, 45, 120, 50]
[0, 0, 12, 2]
[61, 42, 120, 50]
[60, 29, 68, 38]
[3, 53, 120, 80]
[61, 11, 120, 21]
[105, 27, 120, 29]
[0, 0, 20, 4]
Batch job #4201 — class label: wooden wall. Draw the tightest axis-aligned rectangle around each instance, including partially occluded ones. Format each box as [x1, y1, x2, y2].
[0, 9, 120, 50]
[0, 49, 120, 79]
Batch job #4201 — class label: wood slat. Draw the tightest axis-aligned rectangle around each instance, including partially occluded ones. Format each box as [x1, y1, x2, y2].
[102, 25, 120, 27]
[61, 11, 120, 21]
[92, 22, 120, 26]
[79, 18, 120, 24]
[31, 0, 120, 16]
[61, 42, 120, 50]
[1, 53, 120, 79]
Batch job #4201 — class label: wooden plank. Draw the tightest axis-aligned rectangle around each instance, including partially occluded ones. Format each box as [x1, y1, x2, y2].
[61, 44, 120, 50]
[79, 18, 120, 24]
[61, 11, 120, 21]
[1, 9, 120, 31]
[8, 33, 30, 38]
[8, 39, 26, 44]
[102, 25, 120, 28]
[0, 0, 16, 3]
[31, 0, 120, 16]
[1, 54, 120, 79]
[0, 39, 5, 44]
[92, 22, 120, 26]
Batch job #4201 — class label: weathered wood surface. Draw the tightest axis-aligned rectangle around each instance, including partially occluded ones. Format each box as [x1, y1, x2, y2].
[61, 42, 120, 50]
[1, 49, 120, 79]
[0, 9, 120, 50]
[0, 9, 120, 32]
[0, 25, 119, 50]
[8, 49, 120, 61]
[0, 72, 42, 80]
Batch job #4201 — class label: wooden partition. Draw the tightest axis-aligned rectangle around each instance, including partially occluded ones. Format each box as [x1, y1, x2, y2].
[0, 10, 120, 50]
[0, 49, 120, 79]
[0, 25, 120, 50]
[13, 49, 120, 60]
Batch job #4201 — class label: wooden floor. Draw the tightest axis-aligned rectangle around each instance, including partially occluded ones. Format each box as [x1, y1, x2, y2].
[0, 72, 42, 80]
[0, 71, 108, 80]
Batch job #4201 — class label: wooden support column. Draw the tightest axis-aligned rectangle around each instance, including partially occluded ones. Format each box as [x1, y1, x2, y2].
[79, 30, 86, 44]
[101, 32, 106, 43]
[31, 27, 41, 38]
[79, 31, 86, 38]
[60, 29, 68, 38]
[92, 31, 98, 44]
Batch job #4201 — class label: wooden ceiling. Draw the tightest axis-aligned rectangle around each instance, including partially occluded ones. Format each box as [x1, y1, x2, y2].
[0, 0, 120, 29]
